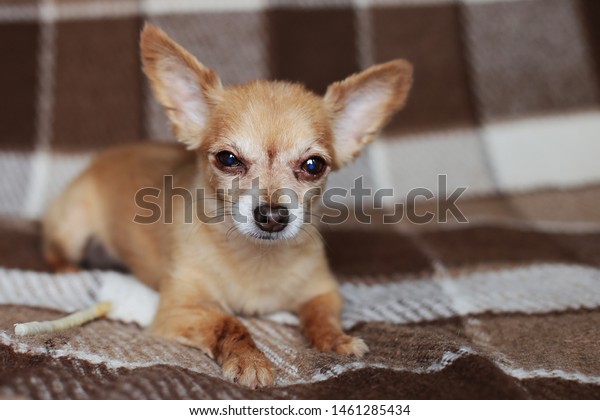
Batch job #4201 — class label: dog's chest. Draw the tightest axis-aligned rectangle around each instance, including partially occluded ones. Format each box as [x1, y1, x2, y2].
[220, 253, 307, 315]
[175, 224, 329, 316]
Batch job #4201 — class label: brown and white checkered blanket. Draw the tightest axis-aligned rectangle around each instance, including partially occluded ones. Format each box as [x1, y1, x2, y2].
[1, 0, 599, 399]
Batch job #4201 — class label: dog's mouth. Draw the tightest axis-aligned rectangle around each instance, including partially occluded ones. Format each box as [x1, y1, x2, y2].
[238, 223, 299, 242]
[232, 217, 302, 243]
[251, 231, 280, 241]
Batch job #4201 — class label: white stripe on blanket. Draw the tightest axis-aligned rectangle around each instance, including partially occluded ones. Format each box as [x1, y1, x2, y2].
[1, 263, 599, 329]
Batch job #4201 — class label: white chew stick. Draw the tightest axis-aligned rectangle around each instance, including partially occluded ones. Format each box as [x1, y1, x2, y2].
[14, 301, 112, 336]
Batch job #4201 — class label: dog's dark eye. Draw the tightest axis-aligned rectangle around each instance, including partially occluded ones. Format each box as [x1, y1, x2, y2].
[301, 157, 326, 175]
[216, 151, 243, 168]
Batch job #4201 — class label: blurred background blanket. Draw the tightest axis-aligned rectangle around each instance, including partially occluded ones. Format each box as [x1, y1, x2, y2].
[0, 0, 599, 399]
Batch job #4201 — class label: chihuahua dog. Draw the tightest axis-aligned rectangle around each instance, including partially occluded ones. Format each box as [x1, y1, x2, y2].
[42, 24, 412, 388]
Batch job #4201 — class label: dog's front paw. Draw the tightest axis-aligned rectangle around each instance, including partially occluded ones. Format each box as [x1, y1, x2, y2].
[315, 334, 369, 358]
[222, 350, 275, 389]
[336, 336, 369, 357]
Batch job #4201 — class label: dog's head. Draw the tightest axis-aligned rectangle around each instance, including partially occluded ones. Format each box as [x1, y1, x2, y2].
[141, 24, 412, 242]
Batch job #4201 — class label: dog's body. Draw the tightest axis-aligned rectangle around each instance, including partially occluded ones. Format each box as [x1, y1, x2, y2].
[42, 25, 412, 388]
[44, 141, 335, 314]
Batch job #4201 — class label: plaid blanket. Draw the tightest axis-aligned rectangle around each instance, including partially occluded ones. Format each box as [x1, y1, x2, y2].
[1, 0, 600, 399]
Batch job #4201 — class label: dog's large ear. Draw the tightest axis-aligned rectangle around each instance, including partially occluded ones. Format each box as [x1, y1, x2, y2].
[324, 60, 413, 168]
[140, 24, 222, 149]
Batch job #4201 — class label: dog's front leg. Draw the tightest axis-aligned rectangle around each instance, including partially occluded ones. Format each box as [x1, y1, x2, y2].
[298, 291, 369, 357]
[151, 300, 275, 388]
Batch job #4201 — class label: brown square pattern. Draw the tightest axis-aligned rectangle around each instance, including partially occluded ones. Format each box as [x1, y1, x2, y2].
[322, 229, 433, 278]
[53, 18, 143, 152]
[0, 219, 51, 272]
[0, 23, 39, 151]
[464, 0, 599, 121]
[267, 7, 359, 95]
[473, 311, 600, 376]
[421, 227, 589, 268]
[371, 4, 476, 136]
[580, 0, 600, 98]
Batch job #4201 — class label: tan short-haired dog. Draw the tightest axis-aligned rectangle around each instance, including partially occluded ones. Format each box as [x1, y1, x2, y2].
[42, 25, 412, 388]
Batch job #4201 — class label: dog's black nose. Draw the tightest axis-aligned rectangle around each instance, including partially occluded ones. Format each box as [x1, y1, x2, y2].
[253, 204, 289, 233]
